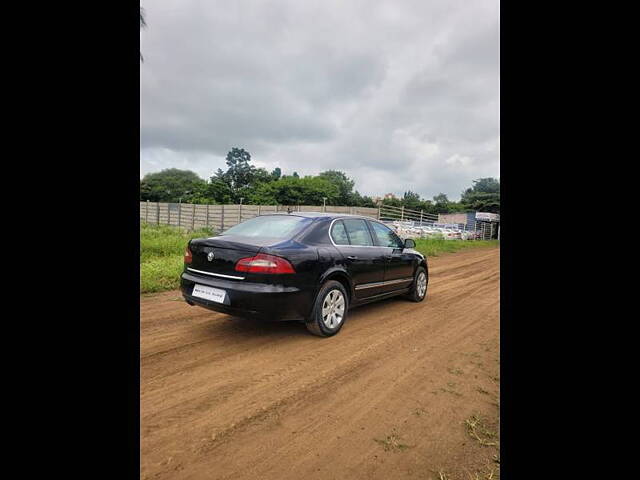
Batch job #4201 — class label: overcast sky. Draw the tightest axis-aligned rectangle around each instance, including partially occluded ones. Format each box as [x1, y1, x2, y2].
[140, 0, 499, 201]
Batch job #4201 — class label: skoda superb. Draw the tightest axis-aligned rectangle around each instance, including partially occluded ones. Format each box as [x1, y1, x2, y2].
[181, 212, 428, 337]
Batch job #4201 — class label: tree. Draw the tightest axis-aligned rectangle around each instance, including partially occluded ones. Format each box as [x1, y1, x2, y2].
[248, 176, 339, 205]
[318, 170, 355, 205]
[351, 191, 377, 208]
[252, 167, 274, 185]
[432, 193, 451, 214]
[223, 148, 255, 200]
[207, 176, 233, 204]
[461, 177, 500, 213]
[402, 191, 422, 210]
[381, 196, 403, 208]
[140, 169, 207, 202]
[270, 167, 282, 181]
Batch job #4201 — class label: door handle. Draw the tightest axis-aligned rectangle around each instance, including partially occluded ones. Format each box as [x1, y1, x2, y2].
[347, 255, 358, 260]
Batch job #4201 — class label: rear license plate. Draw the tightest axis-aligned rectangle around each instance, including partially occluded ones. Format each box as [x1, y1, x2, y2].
[192, 284, 227, 304]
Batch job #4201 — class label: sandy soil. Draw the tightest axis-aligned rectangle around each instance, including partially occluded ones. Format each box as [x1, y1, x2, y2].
[141, 246, 500, 480]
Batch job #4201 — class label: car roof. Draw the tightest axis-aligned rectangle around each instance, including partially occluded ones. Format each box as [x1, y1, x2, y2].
[263, 211, 381, 221]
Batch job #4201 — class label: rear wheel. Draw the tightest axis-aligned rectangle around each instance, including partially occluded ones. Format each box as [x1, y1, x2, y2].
[407, 266, 428, 302]
[306, 280, 349, 337]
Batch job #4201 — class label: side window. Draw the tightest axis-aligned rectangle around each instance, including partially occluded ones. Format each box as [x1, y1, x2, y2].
[342, 219, 374, 246]
[370, 221, 404, 248]
[330, 220, 350, 245]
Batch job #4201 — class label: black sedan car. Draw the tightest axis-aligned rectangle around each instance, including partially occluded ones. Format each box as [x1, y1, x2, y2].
[181, 212, 428, 336]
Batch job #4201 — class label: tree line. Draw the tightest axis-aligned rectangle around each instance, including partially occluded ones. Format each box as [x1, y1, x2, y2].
[140, 147, 500, 214]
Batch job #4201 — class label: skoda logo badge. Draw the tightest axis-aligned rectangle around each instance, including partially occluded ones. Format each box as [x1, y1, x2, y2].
[207, 251, 215, 262]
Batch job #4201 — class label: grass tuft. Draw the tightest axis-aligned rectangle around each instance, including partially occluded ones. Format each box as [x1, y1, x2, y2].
[465, 414, 499, 447]
[374, 431, 413, 452]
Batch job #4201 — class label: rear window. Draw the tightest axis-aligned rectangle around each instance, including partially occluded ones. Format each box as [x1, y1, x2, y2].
[330, 220, 349, 245]
[221, 215, 312, 239]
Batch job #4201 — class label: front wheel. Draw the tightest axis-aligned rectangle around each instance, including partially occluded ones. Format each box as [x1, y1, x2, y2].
[407, 266, 428, 302]
[306, 280, 349, 337]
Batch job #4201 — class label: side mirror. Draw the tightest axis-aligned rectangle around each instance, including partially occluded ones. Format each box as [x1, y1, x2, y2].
[404, 238, 416, 249]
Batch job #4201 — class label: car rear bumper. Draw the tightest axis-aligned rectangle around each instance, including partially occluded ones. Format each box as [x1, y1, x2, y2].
[180, 271, 313, 321]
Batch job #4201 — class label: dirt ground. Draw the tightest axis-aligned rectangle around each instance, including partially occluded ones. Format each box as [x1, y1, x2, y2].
[141, 246, 500, 480]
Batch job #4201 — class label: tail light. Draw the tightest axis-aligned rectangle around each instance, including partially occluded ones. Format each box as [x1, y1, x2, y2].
[235, 253, 296, 274]
[184, 245, 193, 264]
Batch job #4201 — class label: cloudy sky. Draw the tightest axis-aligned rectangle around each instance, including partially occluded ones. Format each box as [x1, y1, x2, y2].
[140, 0, 499, 201]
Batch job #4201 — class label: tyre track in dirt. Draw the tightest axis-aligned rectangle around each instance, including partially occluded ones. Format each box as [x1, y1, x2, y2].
[141, 246, 500, 480]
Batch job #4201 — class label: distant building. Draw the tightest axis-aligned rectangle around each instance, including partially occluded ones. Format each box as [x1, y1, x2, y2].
[372, 193, 397, 205]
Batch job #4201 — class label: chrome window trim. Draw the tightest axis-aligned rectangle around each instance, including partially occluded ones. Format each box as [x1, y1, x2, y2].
[329, 219, 350, 246]
[354, 277, 414, 290]
[187, 268, 245, 280]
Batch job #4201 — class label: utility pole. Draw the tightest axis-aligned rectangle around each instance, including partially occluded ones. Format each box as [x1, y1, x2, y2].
[322, 197, 327, 212]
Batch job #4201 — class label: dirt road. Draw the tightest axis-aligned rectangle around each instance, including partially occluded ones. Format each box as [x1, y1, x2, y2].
[141, 246, 500, 480]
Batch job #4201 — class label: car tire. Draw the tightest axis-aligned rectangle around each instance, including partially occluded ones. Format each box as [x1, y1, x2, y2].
[306, 280, 349, 337]
[407, 266, 428, 302]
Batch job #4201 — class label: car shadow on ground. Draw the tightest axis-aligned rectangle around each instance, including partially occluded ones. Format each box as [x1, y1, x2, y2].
[201, 296, 409, 340]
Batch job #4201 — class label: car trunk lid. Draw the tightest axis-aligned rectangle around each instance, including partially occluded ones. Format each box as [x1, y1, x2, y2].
[187, 235, 277, 278]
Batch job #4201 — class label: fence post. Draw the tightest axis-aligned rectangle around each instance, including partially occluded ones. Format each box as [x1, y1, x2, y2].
[205, 204, 209, 228]
[238, 203, 242, 223]
[156, 202, 160, 225]
[258, 204, 261, 216]
[192, 203, 195, 230]
[145, 200, 149, 223]
[221, 204, 225, 231]
[419, 210, 423, 226]
[401, 206, 404, 222]
[377, 206, 381, 220]
[178, 202, 182, 228]
[168, 204, 171, 225]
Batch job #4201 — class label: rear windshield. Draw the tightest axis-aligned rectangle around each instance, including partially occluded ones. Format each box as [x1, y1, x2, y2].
[220, 215, 312, 239]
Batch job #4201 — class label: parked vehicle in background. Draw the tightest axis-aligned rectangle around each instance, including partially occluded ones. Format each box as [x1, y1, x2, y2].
[181, 213, 428, 337]
[386, 219, 488, 241]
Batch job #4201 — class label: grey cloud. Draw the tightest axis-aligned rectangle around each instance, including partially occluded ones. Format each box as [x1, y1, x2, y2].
[141, 0, 499, 200]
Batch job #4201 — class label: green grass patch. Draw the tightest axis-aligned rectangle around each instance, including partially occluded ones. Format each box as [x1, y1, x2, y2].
[140, 223, 215, 293]
[413, 238, 498, 257]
